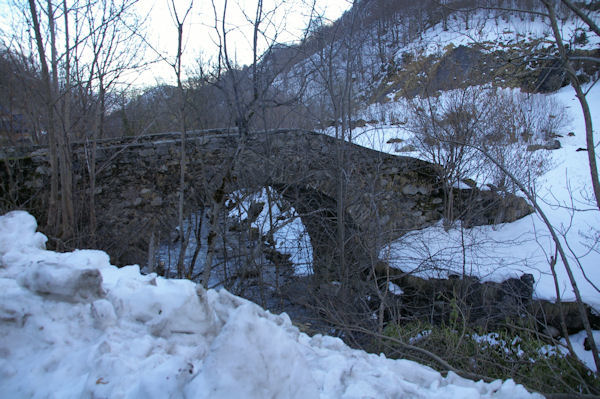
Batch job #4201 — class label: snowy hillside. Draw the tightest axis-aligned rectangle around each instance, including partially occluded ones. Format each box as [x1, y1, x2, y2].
[0, 211, 542, 398]
[298, 1, 600, 375]
[276, 2, 599, 124]
[327, 0, 600, 312]
[345, 84, 600, 313]
[402, 6, 600, 59]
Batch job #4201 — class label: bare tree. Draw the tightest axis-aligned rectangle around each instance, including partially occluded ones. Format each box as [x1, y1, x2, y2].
[15, 0, 148, 246]
[23, 0, 78, 242]
[164, 0, 195, 278]
[75, 0, 147, 244]
[304, 1, 364, 281]
[192, 0, 317, 288]
[541, 0, 600, 211]
[405, 86, 556, 226]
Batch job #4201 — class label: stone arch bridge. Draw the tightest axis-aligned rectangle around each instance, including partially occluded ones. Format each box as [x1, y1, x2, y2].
[1, 129, 531, 279]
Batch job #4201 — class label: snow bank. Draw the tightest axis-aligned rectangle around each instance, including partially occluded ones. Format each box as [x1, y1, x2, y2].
[0, 210, 541, 398]
[376, 84, 600, 312]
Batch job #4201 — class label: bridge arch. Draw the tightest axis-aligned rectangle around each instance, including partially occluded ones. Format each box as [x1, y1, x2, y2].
[0, 129, 532, 280]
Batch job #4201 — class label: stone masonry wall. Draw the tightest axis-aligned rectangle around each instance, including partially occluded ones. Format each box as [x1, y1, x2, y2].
[1, 130, 532, 274]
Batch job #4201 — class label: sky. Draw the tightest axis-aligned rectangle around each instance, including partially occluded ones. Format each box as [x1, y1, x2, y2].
[0, 0, 351, 87]
[0, 0, 352, 87]
[136, 0, 352, 85]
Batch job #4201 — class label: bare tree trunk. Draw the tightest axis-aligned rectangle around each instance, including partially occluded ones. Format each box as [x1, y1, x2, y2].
[187, 209, 204, 279]
[48, 0, 74, 241]
[543, 0, 600, 211]
[176, 72, 187, 279]
[60, 0, 74, 241]
[169, 0, 194, 278]
[28, 0, 59, 233]
[468, 141, 600, 373]
[147, 228, 156, 273]
[336, 128, 346, 278]
[549, 251, 575, 355]
[266, 187, 279, 292]
[202, 200, 222, 287]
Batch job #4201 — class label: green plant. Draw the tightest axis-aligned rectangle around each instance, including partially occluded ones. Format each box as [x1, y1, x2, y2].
[381, 321, 600, 396]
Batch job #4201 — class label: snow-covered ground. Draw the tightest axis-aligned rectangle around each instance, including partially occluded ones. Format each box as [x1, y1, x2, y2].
[0, 211, 542, 398]
[346, 81, 600, 306]
[325, 82, 600, 373]
[366, 84, 600, 313]
[405, 7, 600, 59]
[315, 1, 600, 325]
